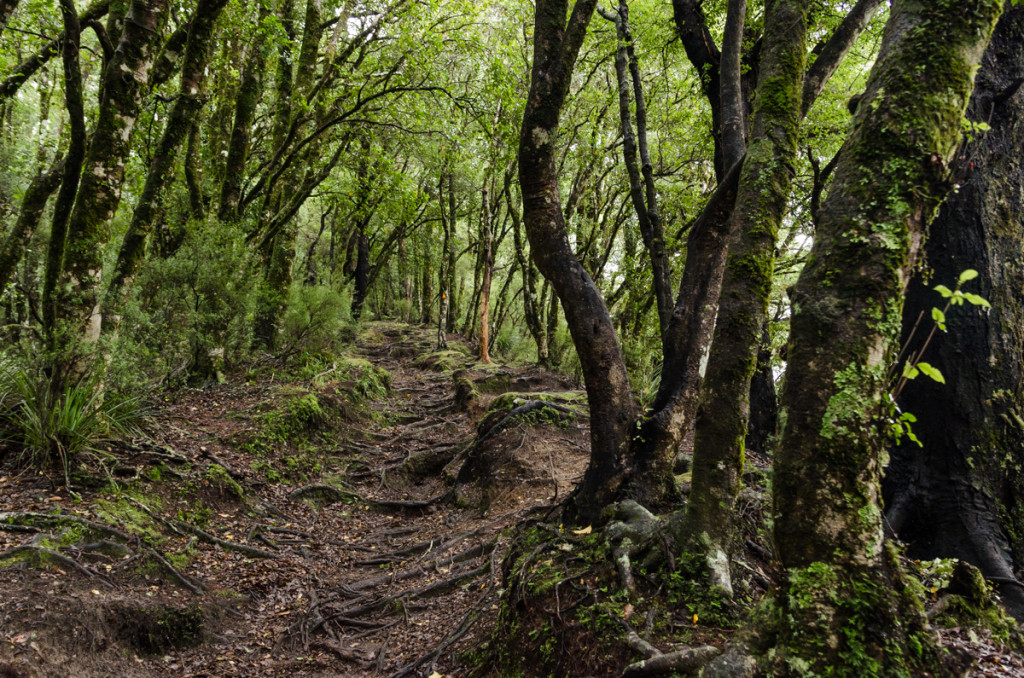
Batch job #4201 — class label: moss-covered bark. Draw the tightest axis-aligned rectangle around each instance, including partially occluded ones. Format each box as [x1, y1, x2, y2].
[59, 0, 169, 338]
[885, 2, 1024, 620]
[771, 0, 1002, 671]
[685, 0, 808, 591]
[217, 3, 270, 222]
[102, 0, 229, 333]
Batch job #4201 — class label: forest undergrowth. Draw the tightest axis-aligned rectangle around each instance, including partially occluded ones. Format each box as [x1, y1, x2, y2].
[0, 322, 1020, 677]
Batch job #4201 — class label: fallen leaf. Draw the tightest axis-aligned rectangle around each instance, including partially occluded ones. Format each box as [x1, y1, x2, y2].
[572, 526, 593, 535]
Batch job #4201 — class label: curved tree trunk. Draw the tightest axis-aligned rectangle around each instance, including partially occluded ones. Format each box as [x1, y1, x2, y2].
[885, 2, 1024, 620]
[0, 157, 64, 287]
[519, 0, 637, 520]
[770, 0, 1002, 671]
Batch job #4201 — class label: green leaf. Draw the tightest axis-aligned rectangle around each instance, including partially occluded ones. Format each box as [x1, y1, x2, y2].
[963, 292, 991, 308]
[931, 307, 945, 326]
[916, 362, 946, 384]
[900, 412, 917, 423]
[902, 363, 919, 380]
[958, 269, 979, 284]
[906, 429, 923, 447]
[934, 284, 953, 298]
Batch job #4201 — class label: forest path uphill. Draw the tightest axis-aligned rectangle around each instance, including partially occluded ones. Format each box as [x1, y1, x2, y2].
[0, 322, 588, 678]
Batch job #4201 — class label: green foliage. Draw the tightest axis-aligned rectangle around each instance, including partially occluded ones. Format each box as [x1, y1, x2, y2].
[278, 282, 355, 360]
[0, 357, 146, 476]
[105, 221, 259, 391]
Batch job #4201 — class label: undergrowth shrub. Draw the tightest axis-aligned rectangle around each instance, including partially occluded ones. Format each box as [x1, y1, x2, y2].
[0, 356, 147, 478]
[277, 281, 355, 360]
[105, 221, 259, 390]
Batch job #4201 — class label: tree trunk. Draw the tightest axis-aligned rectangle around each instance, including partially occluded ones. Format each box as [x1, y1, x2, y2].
[0, 157, 64, 287]
[519, 0, 637, 520]
[102, 0, 228, 333]
[885, 2, 1024, 621]
[217, 2, 269, 221]
[631, 0, 887, 507]
[0, 0, 111, 105]
[684, 0, 808, 595]
[59, 0, 168, 339]
[602, 1, 673, 342]
[769, 0, 1001, 671]
[478, 186, 493, 363]
[41, 0, 86, 342]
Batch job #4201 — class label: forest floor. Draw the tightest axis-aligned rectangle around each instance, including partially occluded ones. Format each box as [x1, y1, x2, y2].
[0, 321, 1022, 677]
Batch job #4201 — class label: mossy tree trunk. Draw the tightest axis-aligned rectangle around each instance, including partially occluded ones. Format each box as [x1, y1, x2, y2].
[885, 2, 1024, 621]
[57, 0, 168, 341]
[770, 0, 1002, 671]
[631, 0, 884, 507]
[102, 0, 228, 334]
[0, 156, 64, 287]
[41, 0, 86, 342]
[685, 0, 808, 595]
[217, 2, 269, 222]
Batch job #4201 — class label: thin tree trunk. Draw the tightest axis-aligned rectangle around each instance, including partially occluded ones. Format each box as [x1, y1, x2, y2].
[769, 0, 1001, 671]
[217, 2, 269, 221]
[41, 0, 86, 342]
[0, 157, 64, 287]
[478, 186, 493, 363]
[601, 1, 672, 342]
[0, 0, 111, 104]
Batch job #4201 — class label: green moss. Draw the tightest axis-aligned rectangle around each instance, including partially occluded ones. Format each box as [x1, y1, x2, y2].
[204, 463, 245, 500]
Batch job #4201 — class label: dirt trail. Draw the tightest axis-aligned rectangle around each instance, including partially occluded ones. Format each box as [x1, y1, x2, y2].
[0, 322, 588, 677]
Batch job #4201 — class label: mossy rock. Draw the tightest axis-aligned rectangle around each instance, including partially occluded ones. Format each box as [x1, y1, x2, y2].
[335, 357, 391, 398]
[478, 392, 587, 433]
[412, 349, 473, 372]
[203, 464, 245, 501]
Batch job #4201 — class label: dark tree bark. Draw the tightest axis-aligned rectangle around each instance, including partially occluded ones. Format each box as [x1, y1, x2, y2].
[719, 0, 746, 171]
[768, 0, 1001, 671]
[41, 0, 86, 340]
[685, 0, 808, 594]
[630, 0, 886, 507]
[885, 2, 1024, 620]
[519, 0, 637, 519]
[58, 0, 169, 339]
[102, 0, 229, 333]
[744, 322, 777, 456]
[0, 157, 64, 287]
[0, 0, 111, 104]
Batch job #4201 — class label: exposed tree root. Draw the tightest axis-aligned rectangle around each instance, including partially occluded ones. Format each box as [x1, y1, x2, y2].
[326, 560, 490, 620]
[339, 539, 497, 595]
[621, 644, 721, 677]
[0, 511, 137, 544]
[385, 578, 495, 678]
[170, 519, 280, 559]
[145, 548, 204, 595]
[354, 522, 495, 566]
[0, 544, 100, 578]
